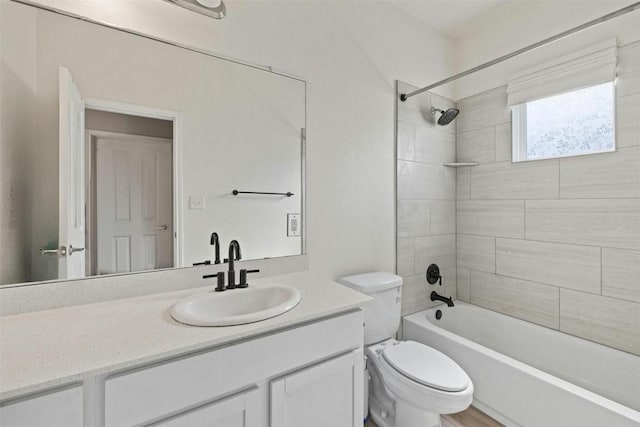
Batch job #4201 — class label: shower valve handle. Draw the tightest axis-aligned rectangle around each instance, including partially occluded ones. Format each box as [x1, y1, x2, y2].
[426, 264, 442, 286]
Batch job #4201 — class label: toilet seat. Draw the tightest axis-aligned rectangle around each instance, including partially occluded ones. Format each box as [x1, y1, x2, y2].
[382, 341, 469, 392]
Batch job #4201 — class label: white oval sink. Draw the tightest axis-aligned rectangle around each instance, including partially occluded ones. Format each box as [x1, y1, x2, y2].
[171, 284, 301, 327]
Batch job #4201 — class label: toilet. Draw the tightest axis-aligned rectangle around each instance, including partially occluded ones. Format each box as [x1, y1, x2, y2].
[338, 272, 473, 427]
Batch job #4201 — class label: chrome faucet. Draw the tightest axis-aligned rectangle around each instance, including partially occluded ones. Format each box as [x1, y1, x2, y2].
[226, 240, 242, 289]
[430, 291, 454, 307]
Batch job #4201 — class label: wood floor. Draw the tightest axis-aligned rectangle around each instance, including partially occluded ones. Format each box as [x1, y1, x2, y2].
[364, 406, 503, 427]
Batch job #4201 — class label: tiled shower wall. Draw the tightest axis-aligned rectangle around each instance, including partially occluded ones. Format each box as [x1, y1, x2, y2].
[396, 82, 457, 316]
[454, 40, 640, 355]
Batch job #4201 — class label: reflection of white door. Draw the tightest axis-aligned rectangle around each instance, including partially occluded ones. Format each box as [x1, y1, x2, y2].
[58, 67, 86, 279]
[96, 135, 173, 274]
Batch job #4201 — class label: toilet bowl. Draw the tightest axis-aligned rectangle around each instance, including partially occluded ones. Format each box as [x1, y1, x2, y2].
[338, 272, 473, 427]
[367, 340, 473, 427]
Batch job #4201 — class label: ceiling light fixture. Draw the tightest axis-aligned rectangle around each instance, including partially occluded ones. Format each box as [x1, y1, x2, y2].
[167, 0, 226, 19]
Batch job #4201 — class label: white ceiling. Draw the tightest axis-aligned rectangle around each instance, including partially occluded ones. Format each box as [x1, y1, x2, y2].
[388, 0, 511, 40]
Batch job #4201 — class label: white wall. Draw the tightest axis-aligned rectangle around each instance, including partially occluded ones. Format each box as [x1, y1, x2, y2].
[17, 0, 455, 281]
[452, 0, 640, 99]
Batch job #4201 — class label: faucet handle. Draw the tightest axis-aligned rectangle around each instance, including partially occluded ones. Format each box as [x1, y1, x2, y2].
[426, 264, 442, 286]
[193, 260, 212, 266]
[203, 272, 226, 292]
[237, 269, 260, 288]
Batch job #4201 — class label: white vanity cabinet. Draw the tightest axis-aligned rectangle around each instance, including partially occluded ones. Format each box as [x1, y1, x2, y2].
[102, 310, 363, 427]
[0, 310, 364, 427]
[0, 386, 83, 427]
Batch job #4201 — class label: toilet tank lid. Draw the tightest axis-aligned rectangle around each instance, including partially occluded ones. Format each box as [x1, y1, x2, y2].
[338, 272, 403, 293]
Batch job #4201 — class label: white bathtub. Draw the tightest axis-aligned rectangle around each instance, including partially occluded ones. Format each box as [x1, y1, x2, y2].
[403, 301, 640, 427]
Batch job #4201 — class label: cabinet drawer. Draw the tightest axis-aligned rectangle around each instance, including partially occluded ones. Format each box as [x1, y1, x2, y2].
[105, 310, 362, 426]
[0, 385, 83, 427]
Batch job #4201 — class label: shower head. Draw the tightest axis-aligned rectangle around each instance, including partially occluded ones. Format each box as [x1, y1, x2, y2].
[432, 107, 459, 126]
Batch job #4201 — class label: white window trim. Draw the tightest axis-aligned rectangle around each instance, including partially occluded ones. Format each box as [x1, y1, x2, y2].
[511, 83, 617, 163]
[511, 104, 528, 162]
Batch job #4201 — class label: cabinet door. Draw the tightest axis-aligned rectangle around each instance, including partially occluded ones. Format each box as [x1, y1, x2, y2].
[151, 388, 259, 427]
[0, 386, 83, 427]
[271, 349, 363, 427]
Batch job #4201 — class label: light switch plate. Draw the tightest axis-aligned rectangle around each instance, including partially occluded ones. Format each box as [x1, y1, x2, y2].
[287, 213, 301, 237]
[189, 196, 205, 210]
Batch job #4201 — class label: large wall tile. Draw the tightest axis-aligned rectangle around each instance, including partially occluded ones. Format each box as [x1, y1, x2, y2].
[560, 289, 640, 355]
[444, 167, 457, 200]
[617, 72, 640, 97]
[431, 200, 456, 235]
[496, 238, 600, 294]
[560, 147, 640, 198]
[415, 126, 455, 165]
[397, 120, 415, 161]
[602, 248, 640, 303]
[618, 40, 640, 98]
[526, 199, 640, 250]
[453, 71, 640, 355]
[457, 268, 470, 302]
[397, 238, 414, 276]
[495, 123, 512, 162]
[470, 270, 559, 329]
[397, 85, 457, 313]
[456, 127, 495, 164]
[457, 167, 470, 200]
[397, 82, 455, 134]
[618, 41, 640, 76]
[458, 200, 525, 238]
[456, 86, 510, 133]
[472, 160, 559, 200]
[443, 266, 458, 301]
[397, 199, 430, 238]
[401, 273, 429, 316]
[457, 234, 495, 273]
[397, 160, 448, 200]
[397, 82, 434, 127]
[414, 234, 456, 272]
[401, 268, 457, 316]
[617, 93, 640, 148]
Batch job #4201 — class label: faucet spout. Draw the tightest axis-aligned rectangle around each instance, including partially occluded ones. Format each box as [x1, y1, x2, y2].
[227, 240, 242, 288]
[430, 291, 454, 307]
[210, 232, 221, 264]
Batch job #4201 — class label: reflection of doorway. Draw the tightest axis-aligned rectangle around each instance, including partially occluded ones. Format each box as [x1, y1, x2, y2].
[84, 109, 175, 275]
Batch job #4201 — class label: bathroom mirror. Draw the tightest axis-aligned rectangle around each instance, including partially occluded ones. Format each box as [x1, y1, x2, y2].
[0, 1, 306, 287]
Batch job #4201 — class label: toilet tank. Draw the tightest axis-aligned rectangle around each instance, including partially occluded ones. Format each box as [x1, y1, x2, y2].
[338, 272, 403, 345]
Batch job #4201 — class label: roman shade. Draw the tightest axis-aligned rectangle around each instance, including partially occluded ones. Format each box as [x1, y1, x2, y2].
[507, 39, 617, 106]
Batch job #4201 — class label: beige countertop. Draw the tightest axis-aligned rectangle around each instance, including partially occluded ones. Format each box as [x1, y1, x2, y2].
[0, 271, 371, 401]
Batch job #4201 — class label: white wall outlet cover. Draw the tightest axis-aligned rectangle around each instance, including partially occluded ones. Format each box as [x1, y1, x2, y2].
[287, 213, 301, 237]
[189, 196, 205, 210]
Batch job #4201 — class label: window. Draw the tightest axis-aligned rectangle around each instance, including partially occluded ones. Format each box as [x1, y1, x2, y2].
[512, 82, 615, 162]
[507, 39, 618, 162]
